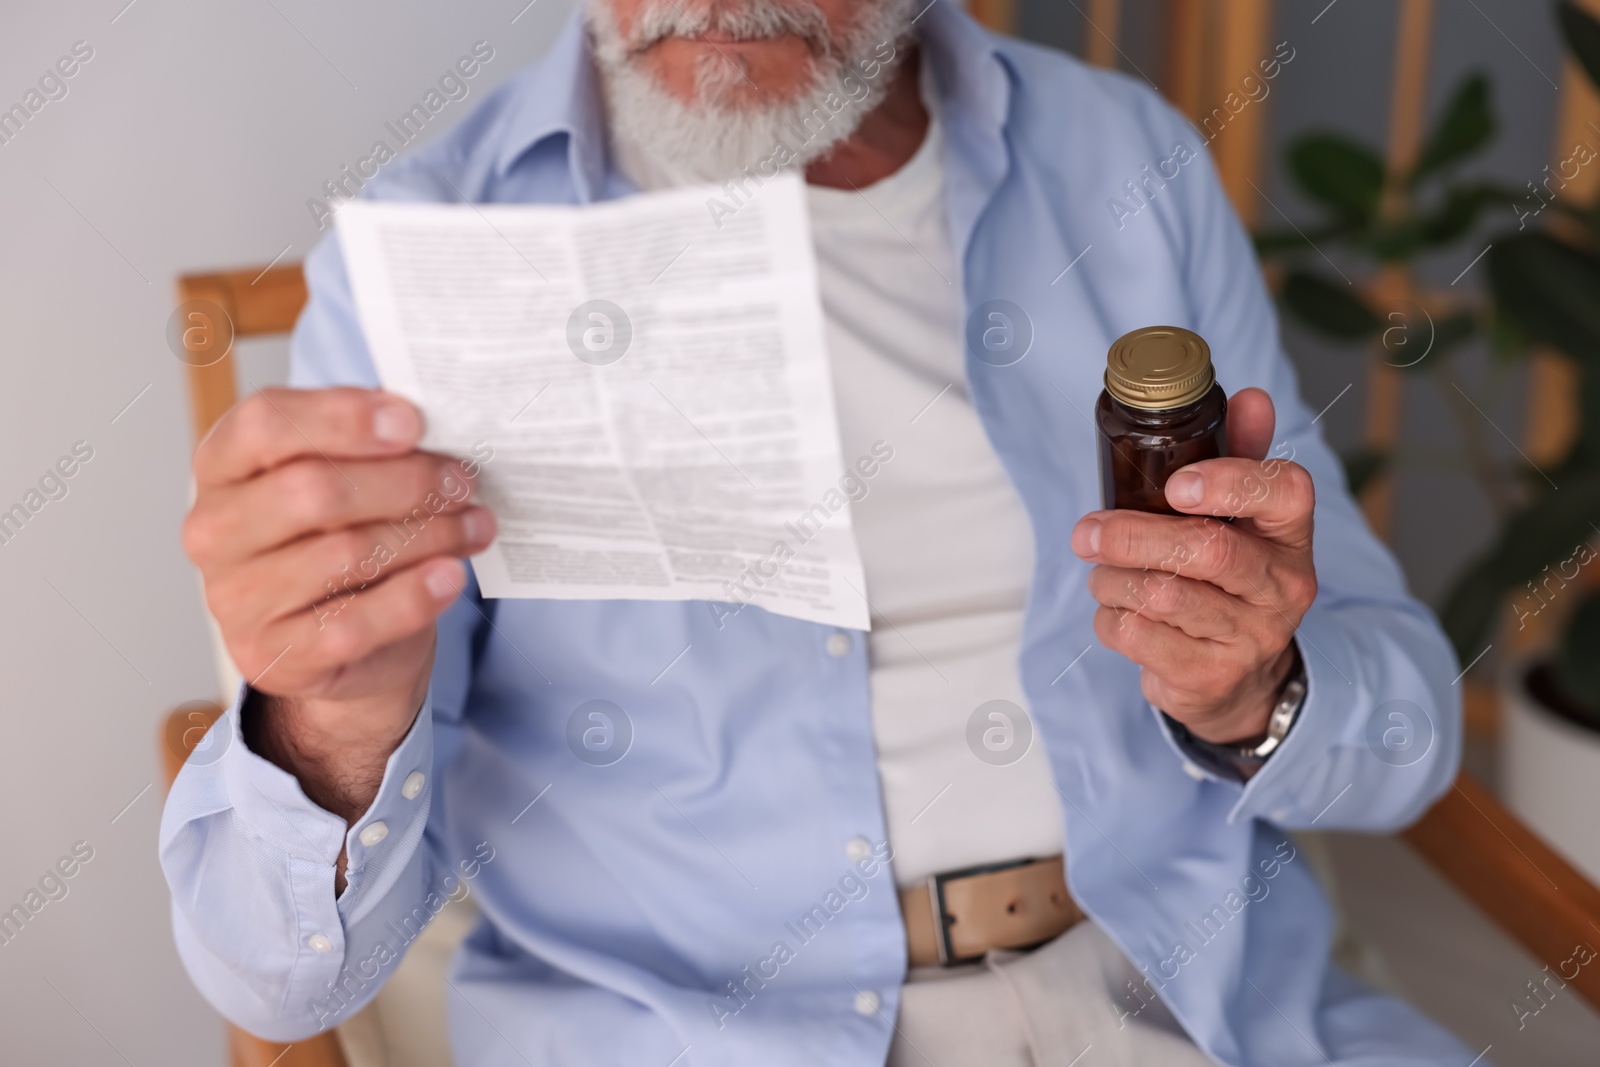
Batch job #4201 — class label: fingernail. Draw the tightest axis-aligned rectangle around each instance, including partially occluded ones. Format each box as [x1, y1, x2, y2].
[463, 508, 496, 548]
[373, 401, 420, 445]
[1072, 518, 1102, 558]
[425, 559, 463, 601]
[1166, 471, 1203, 507]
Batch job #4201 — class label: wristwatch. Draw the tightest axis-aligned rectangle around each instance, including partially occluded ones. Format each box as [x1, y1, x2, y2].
[1162, 649, 1308, 783]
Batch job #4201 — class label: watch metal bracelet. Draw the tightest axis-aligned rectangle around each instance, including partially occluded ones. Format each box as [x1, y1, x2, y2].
[1162, 657, 1308, 781]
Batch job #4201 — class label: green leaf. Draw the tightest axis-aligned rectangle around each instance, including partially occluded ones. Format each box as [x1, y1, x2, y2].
[1254, 229, 1312, 258]
[1412, 74, 1495, 183]
[1559, 0, 1600, 96]
[1365, 184, 1518, 261]
[1488, 307, 1532, 364]
[1487, 233, 1600, 364]
[1421, 184, 1500, 243]
[1254, 223, 1358, 258]
[1439, 557, 1512, 666]
[1341, 447, 1389, 496]
[1440, 476, 1600, 659]
[1555, 593, 1600, 714]
[1282, 270, 1381, 339]
[1287, 134, 1386, 222]
[1575, 361, 1600, 467]
[1363, 221, 1426, 263]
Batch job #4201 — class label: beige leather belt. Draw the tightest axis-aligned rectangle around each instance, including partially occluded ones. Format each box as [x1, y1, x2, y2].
[900, 855, 1084, 967]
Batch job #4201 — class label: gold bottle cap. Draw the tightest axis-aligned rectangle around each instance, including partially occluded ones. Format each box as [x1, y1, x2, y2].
[1104, 326, 1215, 410]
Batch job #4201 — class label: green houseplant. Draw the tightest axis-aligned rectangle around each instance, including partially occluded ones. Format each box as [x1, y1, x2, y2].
[1254, 1, 1600, 734]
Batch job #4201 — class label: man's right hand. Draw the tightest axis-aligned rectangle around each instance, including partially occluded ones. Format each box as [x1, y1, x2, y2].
[182, 387, 496, 825]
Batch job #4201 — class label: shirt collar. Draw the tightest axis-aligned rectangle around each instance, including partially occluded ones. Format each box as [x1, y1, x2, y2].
[489, 1, 1012, 200]
[492, 9, 608, 199]
[916, 0, 1011, 134]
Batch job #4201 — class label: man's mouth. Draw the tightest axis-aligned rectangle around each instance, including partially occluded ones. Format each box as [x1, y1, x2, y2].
[624, 1, 833, 56]
[653, 29, 788, 46]
[696, 30, 765, 43]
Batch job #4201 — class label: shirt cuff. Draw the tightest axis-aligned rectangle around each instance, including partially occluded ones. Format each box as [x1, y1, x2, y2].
[337, 697, 436, 916]
[1227, 604, 1358, 826]
[218, 683, 435, 873]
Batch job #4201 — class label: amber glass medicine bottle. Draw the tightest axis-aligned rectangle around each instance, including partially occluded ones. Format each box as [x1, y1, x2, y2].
[1097, 326, 1227, 514]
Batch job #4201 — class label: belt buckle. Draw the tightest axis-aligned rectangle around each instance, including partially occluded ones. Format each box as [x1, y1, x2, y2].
[926, 855, 1039, 967]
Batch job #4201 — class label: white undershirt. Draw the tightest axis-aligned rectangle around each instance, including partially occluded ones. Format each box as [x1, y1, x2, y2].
[805, 104, 1063, 888]
[609, 89, 1064, 889]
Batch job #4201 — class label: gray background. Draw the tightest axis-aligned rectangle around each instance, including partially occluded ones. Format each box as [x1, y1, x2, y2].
[0, 0, 1573, 1062]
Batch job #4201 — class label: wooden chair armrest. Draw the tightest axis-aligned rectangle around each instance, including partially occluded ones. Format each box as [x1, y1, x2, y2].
[161, 702, 226, 789]
[174, 263, 307, 445]
[231, 1031, 348, 1067]
[1403, 772, 1600, 1010]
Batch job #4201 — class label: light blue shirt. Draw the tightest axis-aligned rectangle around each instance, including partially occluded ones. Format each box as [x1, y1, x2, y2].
[161, 5, 1473, 1064]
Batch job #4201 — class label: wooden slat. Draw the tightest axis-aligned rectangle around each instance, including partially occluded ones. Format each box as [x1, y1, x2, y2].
[175, 265, 308, 446]
[1205, 0, 1273, 227]
[173, 276, 242, 449]
[161, 703, 225, 789]
[1379, 0, 1437, 213]
[179, 266, 308, 336]
[967, 0, 1015, 33]
[1461, 677, 1502, 738]
[1405, 773, 1600, 1012]
[1359, 0, 1435, 538]
[230, 1031, 349, 1067]
[1162, 0, 1208, 121]
[1082, 0, 1123, 69]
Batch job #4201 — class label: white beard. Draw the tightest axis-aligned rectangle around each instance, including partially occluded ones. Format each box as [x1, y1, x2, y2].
[585, 0, 918, 187]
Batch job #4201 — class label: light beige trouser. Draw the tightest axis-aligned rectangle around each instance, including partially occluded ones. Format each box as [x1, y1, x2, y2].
[887, 919, 1218, 1067]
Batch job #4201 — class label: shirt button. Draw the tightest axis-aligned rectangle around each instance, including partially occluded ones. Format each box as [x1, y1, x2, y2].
[401, 771, 426, 799]
[1182, 762, 1207, 781]
[358, 821, 389, 847]
[826, 632, 852, 657]
[307, 933, 334, 954]
[845, 837, 873, 862]
[854, 989, 881, 1016]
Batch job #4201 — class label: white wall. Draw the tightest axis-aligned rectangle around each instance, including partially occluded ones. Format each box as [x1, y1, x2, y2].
[0, 2, 571, 1062]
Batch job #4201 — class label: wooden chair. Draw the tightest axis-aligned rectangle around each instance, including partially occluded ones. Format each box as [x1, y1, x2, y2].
[163, 3, 1600, 1062]
[163, 260, 1600, 1065]
[165, 266, 351, 1067]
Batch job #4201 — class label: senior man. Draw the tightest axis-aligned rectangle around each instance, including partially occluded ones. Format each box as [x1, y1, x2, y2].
[161, 1, 1471, 1064]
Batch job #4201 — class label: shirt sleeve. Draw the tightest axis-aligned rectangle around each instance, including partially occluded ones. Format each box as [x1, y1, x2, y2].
[1153, 104, 1463, 833]
[158, 230, 486, 1040]
[160, 684, 442, 1040]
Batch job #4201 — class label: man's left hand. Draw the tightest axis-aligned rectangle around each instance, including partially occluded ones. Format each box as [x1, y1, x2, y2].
[1071, 388, 1317, 745]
